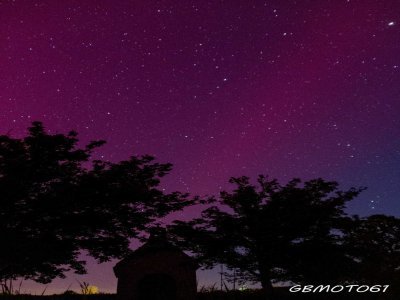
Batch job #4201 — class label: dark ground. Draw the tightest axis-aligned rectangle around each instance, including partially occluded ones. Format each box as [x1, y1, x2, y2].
[0, 287, 398, 300]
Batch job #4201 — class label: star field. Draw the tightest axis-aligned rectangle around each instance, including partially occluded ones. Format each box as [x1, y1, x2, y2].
[1, 0, 400, 293]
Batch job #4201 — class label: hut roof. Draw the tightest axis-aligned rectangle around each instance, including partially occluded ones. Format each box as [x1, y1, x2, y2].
[114, 228, 198, 275]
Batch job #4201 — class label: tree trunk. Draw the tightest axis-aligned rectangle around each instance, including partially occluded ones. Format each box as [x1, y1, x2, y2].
[260, 273, 274, 299]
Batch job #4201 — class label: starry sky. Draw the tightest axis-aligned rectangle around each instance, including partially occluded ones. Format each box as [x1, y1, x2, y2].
[1, 0, 400, 294]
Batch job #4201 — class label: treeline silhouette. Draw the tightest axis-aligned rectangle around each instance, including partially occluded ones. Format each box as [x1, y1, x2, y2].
[0, 122, 399, 299]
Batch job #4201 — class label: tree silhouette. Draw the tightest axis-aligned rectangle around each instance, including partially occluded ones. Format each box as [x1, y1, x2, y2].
[169, 175, 364, 298]
[288, 213, 400, 288]
[344, 214, 400, 285]
[0, 122, 191, 283]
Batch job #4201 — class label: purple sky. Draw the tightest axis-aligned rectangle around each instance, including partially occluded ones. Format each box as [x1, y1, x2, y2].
[1, 0, 400, 294]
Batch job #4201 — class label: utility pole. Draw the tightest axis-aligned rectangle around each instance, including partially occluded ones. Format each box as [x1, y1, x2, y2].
[233, 268, 236, 291]
[220, 264, 223, 291]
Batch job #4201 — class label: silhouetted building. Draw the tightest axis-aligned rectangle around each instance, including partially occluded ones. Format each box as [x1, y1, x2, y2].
[114, 228, 198, 300]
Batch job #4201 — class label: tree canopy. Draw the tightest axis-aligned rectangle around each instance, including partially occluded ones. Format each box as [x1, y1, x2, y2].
[2, 122, 399, 296]
[0, 122, 191, 283]
[343, 214, 400, 285]
[169, 175, 366, 297]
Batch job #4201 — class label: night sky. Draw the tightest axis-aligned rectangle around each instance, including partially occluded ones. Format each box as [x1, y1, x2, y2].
[1, 0, 400, 294]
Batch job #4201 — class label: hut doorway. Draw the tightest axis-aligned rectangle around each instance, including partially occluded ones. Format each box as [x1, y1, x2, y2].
[137, 273, 177, 300]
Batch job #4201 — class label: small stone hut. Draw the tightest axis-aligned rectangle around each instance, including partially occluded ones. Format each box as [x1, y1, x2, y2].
[113, 228, 198, 300]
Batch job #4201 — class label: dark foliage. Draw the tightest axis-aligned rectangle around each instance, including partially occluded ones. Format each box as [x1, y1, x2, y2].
[0, 122, 191, 283]
[168, 176, 366, 297]
[343, 215, 400, 285]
